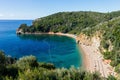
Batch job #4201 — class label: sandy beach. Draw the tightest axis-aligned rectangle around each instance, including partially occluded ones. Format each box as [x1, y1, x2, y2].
[78, 36, 117, 77]
[54, 32, 76, 39]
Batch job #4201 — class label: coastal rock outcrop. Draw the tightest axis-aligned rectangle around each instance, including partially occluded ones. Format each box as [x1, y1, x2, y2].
[76, 33, 92, 46]
[16, 29, 24, 34]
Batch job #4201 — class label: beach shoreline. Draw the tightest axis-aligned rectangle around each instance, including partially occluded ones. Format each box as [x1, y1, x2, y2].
[77, 36, 117, 77]
[17, 31, 117, 77]
[78, 44, 88, 71]
[17, 32, 76, 40]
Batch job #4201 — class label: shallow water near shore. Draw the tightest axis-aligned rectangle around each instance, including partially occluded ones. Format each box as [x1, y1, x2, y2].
[0, 20, 82, 68]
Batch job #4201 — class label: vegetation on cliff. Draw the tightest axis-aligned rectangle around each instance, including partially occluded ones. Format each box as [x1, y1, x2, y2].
[82, 16, 120, 74]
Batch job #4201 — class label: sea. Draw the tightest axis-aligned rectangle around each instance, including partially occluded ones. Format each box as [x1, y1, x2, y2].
[0, 20, 82, 68]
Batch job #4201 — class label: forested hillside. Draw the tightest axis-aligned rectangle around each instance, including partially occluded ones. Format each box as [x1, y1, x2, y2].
[18, 11, 120, 35]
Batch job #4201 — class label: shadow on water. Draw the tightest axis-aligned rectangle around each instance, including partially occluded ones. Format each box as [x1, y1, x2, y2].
[17, 34, 74, 42]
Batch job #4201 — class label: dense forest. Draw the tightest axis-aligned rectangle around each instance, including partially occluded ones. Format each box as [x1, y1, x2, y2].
[16, 11, 120, 79]
[18, 11, 120, 34]
[0, 51, 116, 80]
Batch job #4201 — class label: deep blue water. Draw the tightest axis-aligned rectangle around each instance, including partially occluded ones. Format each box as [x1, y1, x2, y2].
[0, 20, 82, 68]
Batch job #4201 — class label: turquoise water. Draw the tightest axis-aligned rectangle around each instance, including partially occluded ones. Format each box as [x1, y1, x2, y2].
[0, 20, 82, 68]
